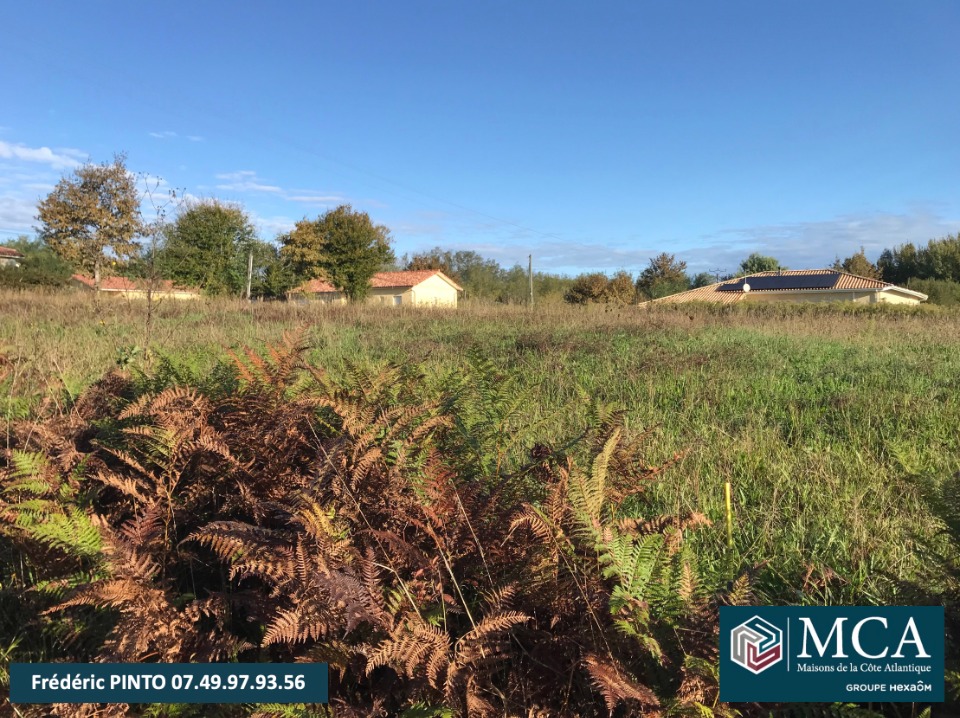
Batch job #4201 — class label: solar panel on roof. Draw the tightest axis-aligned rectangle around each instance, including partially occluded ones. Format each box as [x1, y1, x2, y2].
[716, 273, 841, 292]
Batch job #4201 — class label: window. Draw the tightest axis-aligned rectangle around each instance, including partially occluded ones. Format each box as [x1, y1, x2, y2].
[393, 295, 402, 306]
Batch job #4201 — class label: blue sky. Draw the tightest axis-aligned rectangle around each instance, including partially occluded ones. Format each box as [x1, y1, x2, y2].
[1, 1, 958, 275]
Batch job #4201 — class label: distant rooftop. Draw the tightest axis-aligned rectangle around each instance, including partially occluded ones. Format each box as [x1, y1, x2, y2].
[0, 246, 25, 259]
[71, 274, 198, 293]
[296, 270, 463, 294]
[649, 269, 927, 304]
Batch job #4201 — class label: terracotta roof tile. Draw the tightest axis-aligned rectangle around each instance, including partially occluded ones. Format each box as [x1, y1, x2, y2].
[0, 246, 25, 258]
[295, 270, 463, 293]
[370, 270, 441, 288]
[72, 274, 197, 293]
[297, 278, 339, 293]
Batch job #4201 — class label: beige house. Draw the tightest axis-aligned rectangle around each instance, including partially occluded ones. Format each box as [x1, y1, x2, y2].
[293, 270, 462, 307]
[647, 269, 927, 306]
[71, 274, 201, 300]
[0, 246, 24, 267]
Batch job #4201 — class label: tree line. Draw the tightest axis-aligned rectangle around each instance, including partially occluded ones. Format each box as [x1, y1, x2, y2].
[3, 154, 574, 303]
[3, 155, 396, 300]
[4, 154, 960, 305]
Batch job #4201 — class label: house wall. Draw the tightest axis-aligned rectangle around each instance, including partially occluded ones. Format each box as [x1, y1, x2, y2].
[340, 276, 457, 307]
[71, 281, 200, 300]
[300, 275, 459, 307]
[406, 273, 459, 306]
[107, 289, 201, 300]
[368, 287, 414, 306]
[306, 291, 347, 304]
[0, 257, 21, 267]
[874, 291, 921, 305]
[743, 290, 920, 306]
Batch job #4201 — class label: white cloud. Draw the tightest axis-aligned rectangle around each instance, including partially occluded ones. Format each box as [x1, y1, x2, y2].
[215, 170, 282, 194]
[684, 208, 960, 274]
[0, 196, 38, 233]
[0, 139, 88, 235]
[150, 131, 203, 142]
[466, 238, 657, 273]
[249, 210, 296, 239]
[0, 141, 82, 170]
[393, 206, 960, 276]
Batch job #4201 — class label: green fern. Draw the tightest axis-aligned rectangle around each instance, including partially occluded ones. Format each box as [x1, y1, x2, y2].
[1, 450, 103, 559]
[18, 508, 102, 557]
[400, 702, 455, 718]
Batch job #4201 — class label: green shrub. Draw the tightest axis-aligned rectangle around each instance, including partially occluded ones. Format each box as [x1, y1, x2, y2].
[0, 237, 73, 289]
[907, 278, 960, 306]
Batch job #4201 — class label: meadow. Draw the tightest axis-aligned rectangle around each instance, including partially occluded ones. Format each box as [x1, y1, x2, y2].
[1, 289, 958, 715]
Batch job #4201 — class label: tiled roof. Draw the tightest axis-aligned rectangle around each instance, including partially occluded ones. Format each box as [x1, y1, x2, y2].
[652, 282, 746, 305]
[649, 269, 923, 304]
[296, 270, 463, 293]
[72, 274, 196, 293]
[297, 278, 338, 293]
[371, 270, 443, 288]
[0, 246, 25, 258]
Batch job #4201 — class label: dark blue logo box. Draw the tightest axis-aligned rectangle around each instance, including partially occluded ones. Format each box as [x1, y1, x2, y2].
[720, 606, 943, 703]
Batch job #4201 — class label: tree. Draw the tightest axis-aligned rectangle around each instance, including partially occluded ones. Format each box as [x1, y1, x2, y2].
[877, 243, 918, 284]
[832, 247, 881, 279]
[404, 248, 458, 278]
[921, 234, 960, 283]
[279, 204, 394, 301]
[635, 253, 690, 300]
[239, 239, 299, 299]
[564, 272, 610, 304]
[737, 253, 785, 276]
[259, 251, 299, 299]
[606, 270, 636, 304]
[691, 272, 716, 288]
[444, 250, 503, 300]
[563, 271, 634, 305]
[157, 199, 259, 295]
[36, 154, 142, 288]
[877, 235, 960, 284]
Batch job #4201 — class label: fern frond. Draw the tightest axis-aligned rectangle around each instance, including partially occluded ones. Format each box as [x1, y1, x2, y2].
[584, 653, 660, 714]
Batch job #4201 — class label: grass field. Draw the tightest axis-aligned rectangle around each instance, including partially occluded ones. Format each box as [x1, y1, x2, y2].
[4, 290, 958, 605]
[2, 290, 959, 715]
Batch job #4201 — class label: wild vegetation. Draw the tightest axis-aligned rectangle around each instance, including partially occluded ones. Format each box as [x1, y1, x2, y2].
[1, 292, 958, 715]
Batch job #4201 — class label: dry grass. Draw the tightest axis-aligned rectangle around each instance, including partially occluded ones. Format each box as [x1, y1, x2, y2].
[3, 287, 960, 607]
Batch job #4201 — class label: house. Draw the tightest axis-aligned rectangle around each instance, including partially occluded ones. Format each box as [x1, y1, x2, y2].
[647, 269, 927, 306]
[292, 270, 463, 307]
[71, 274, 201, 300]
[0, 246, 25, 267]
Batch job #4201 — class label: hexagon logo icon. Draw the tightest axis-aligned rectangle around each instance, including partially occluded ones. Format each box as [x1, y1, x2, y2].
[730, 615, 783, 674]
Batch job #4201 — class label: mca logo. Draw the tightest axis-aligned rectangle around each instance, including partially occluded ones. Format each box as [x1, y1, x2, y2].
[731, 616, 783, 674]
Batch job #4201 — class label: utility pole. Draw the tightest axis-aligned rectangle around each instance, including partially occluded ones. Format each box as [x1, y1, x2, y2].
[528, 254, 534, 307]
[245, 250, 253, 301]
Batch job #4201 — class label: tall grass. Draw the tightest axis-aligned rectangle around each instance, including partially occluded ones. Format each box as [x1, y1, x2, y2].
[3, 288, 959, 607]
